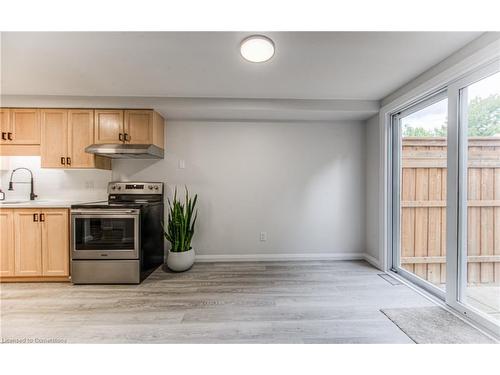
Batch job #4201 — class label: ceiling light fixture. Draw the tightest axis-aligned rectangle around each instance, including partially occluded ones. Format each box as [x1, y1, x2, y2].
[240, 35, 275, 63]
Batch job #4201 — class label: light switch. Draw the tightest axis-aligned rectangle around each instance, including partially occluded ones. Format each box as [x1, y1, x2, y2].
[179, 160, 186, 169]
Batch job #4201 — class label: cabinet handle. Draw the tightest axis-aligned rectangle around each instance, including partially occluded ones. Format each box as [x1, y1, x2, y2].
[40, 213, 45, 222]
[119, 133, 124, 142]
[33, 213, 38, 222]
[67, 157, 71, 165]
[1, 132, 6, 140]
[7, 132, 13, 140]
[61, 157, 66, 165]
[124, 133, 130, 142]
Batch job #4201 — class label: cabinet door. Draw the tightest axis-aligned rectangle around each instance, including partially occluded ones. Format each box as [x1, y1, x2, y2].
[94, 109, 124, 144]
[41, 209, 69, 276]
[0, 209, 15, 277]
[68, 109, 95, 168]
[0, 108, 11, 145]
[14, 209, 42, 276]
[10, 108, 41, 144]
[41, 109, 68, 168]
[153, 111, 165, 149]
[124, 110, 153, 144]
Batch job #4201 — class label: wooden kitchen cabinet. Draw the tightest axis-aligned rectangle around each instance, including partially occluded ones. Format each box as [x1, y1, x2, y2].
[68, 109, 97, 168]
[41, 209, 69, 276]
[41, 109, 111, 169]
[0, 108, 10, 145]
[9, 108, 41, 144]
[0, 208, 70, 282]
[14, 209, 43, 276]
[0, 209, 15, 276]
[125, 110, 153, 144]
[125, 110, 165, 148]
[40, 109, 68, 168]
[94, 109, 165, 147]
[2, 106, 165, 158]
[94, 109, 124, 144]
[0, 108, 41, 156]
[152, 111, 166, 149]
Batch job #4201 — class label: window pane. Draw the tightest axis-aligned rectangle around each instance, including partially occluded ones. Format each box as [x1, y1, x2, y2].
[399, 97, 448, 290]
[463, 71, 500, 322]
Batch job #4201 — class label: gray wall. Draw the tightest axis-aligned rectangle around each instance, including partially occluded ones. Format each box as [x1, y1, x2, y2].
[365, 114, 380, 262]
[113, 120, 367, 259]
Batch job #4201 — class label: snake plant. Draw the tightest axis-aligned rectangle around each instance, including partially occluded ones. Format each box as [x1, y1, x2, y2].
[163, 187, 198, 252]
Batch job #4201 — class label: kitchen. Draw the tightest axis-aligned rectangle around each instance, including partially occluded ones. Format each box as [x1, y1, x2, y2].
[1, 109, 166, 282]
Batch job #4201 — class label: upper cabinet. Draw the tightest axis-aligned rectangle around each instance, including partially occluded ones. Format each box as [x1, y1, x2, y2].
[0, 108, 41, 155]
[95, 109, 165, 148]
[41, 109, 111, 170]
[125, 110, 154, 145]
[68, 109, 103, 168]
[0, 109, 11, 145]
[151, 111, 165, 149]
[125, 110, 165, 148]
[40, 109, 68, 168]
[94, 109, 124, 144]
[1, 107, 165, 165]
[9, 108, 41, 144]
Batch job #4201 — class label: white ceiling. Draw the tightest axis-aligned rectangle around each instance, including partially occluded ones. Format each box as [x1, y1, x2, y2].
[1, 32, 481, 100]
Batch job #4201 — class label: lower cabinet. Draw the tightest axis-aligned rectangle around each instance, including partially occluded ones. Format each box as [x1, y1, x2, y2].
[41, 209, 69, 276]
[14, 209, 43, 276]
[0, 208, 70, 281]
[0, 210, 15, 276]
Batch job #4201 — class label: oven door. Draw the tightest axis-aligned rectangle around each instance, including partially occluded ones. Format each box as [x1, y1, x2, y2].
[71, 209, 140, 260]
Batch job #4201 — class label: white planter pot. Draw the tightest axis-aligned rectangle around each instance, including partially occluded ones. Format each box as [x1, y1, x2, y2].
[167, 248, 195, 272]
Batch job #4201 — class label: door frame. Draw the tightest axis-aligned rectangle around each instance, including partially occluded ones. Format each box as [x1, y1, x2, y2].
[390, 90, 448, 301]
[445, 60, 500, 335]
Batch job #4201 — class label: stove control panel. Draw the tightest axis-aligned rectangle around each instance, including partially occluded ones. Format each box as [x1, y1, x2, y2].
[108, 182, 163, 194]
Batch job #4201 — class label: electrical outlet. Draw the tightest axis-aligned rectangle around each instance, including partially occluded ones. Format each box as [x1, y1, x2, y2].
[260, 232, 267, 241]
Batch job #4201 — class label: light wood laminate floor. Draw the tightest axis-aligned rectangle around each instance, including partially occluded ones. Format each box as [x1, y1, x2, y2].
[0, 260, 437, 343]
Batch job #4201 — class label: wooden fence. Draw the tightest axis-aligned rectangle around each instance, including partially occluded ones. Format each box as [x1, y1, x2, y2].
[401, 137, 500, 286]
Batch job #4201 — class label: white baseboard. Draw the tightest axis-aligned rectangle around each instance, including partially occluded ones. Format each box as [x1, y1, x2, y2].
[195, 252, 366, 263]
[362, 253, 382, 270]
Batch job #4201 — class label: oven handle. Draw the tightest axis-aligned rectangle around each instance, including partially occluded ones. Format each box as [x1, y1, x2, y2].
[71, 209, 139, 215]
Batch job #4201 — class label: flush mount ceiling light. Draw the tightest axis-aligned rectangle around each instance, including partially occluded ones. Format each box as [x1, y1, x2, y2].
[240, 35, 275, 63]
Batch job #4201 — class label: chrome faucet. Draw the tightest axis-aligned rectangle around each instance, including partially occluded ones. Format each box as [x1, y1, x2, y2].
[8, 168, 38, 201]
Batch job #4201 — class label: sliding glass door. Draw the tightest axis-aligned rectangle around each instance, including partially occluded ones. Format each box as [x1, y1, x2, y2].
[392, 92, 448, 297]
[452, 67, 500, 331]
[392, 59, 500, 334]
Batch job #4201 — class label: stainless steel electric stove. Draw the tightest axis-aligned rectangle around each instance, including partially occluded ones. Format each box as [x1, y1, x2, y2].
[70, 182, 164, 284]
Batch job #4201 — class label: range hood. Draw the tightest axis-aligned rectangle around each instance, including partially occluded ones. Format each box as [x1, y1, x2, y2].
[85, 144, 164, 159]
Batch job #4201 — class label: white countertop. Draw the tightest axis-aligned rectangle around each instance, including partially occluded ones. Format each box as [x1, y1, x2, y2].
[0, 199, 89, 208]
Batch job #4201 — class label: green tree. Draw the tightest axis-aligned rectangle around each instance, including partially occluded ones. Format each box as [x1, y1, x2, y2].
[402, 94, 500, 137]
[402, 123, 447, 137]
[467, 94, 500, 136]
